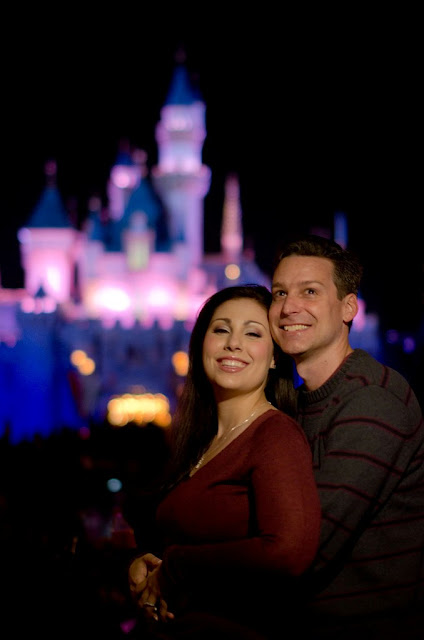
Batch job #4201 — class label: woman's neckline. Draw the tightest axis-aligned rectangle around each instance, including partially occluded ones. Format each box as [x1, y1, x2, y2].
[189, 406, 276, 477]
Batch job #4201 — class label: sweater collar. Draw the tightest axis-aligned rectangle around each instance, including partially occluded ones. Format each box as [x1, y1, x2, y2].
[298, 348, 364, 405]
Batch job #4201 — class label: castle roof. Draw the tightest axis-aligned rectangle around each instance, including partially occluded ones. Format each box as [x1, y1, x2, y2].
[165, 63, 202, 105]
[25, 184, 73, 229]
[25, 161, 73, 229]
[122, 176, 162, 228]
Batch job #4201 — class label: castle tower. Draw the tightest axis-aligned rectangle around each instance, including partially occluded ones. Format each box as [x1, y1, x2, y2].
[151, 59, 211, 274]
[18, 161, 77, 303]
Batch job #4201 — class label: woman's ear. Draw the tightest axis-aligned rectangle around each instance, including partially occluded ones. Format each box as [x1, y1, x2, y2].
[270, 357, 276, 370]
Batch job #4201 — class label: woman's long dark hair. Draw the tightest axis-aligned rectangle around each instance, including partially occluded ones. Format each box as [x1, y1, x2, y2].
[164, 284, 297, 488]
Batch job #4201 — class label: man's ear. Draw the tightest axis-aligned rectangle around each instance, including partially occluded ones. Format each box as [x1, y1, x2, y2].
[343, 293, 358, 323]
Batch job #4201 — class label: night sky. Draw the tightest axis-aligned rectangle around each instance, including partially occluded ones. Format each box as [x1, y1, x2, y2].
[1, 17, 422, 335]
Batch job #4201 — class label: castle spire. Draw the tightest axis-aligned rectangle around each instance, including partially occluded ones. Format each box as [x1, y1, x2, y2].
[220, 173, 243, 260]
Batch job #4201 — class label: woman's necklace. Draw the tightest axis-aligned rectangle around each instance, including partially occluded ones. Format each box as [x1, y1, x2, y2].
[192, 401, 272, 473]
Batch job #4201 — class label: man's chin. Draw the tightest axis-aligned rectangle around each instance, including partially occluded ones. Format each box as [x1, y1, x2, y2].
[276, 333, 308, 353]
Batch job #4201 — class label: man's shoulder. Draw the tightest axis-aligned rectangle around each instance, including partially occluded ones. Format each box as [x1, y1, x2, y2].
[347, 349, 412, 391]
[340, 349, 422, 417]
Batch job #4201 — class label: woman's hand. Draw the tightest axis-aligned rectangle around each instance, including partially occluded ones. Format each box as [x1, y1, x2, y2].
[142, 564, 175, 623]
[128, 553, 174, 623]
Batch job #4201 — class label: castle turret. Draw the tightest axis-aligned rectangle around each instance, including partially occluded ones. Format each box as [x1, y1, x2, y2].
[18, 161, 77, 303]
[151, 58, 211, 274]
[220, 173, 243, 261]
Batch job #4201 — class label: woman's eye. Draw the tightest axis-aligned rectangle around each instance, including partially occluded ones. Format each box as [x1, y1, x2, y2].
[213, 327, 229, 334]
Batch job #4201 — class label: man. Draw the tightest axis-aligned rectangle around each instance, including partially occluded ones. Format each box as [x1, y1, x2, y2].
[269, 234, 424, 638]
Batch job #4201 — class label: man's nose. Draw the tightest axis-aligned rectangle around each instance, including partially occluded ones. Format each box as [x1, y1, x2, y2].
[279, 293, 299, 314]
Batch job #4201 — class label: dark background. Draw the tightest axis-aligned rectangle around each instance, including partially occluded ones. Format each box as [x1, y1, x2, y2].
[1, 16, 422, 336]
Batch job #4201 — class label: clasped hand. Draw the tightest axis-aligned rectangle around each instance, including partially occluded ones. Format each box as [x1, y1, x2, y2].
[128, 552, 174, 623]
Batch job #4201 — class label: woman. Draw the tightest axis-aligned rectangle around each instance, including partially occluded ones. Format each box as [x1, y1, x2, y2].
[127, 285, 321, 639]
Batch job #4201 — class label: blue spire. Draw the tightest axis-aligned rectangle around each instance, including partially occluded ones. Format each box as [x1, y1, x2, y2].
[114, 138, 135, 166]
[86, 210, 107, 242]
[122, 176, 161, 228]
[25, 161, 73, 228]
[165, 63, 202, 106]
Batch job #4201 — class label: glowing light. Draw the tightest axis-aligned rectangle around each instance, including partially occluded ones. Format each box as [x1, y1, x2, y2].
[107, 392, 171, 428]
[172, 351, 188, 376]
[174, 291, 189, 320]
[93, 287, 131, 311]
[225, 264, 241, 280]
[403, 336, 415, 353]
[71, 349, 87, 367]
[79, 357, 96, 375]
[147, 287, 171, 308]
[181, 157, 199, 172]
[70, 349, 96, 375]
[46, 267, 61, 293]
[166, 114, 193, 131]
[111, 167, 133, 188]
[107, 478, 123, 493]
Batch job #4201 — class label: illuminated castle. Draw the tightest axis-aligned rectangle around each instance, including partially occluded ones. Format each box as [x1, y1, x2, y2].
[0, 61, 271, 443]
[0, 59, 383, 444]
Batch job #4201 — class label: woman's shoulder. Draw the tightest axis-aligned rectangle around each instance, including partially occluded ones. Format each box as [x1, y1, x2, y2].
[252, 408, 305, 440]
[247, 409, 311, 459]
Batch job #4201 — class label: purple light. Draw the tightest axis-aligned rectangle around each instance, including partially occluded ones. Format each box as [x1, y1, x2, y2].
[403, 336, 416, 353]
[386, 330, 399, 344]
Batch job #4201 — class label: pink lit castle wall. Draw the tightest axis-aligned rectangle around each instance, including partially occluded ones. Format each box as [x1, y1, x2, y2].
[0, 61, 380, 444]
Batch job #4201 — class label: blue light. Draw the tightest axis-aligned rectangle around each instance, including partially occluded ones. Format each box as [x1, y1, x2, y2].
[107, 478, 123, 493]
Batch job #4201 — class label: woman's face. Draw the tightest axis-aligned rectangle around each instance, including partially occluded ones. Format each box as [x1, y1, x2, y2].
[202, 298, 275, 397]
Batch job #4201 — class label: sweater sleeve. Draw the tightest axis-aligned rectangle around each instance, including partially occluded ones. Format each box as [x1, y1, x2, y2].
[159, 415, 321, 595]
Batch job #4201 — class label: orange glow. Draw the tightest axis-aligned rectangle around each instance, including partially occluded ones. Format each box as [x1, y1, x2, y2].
[71, 349, 87, 367]
[225, 264, 240, 280]
[172, 350, 188, 376]
[70, 349, 96, 375]
[106, 392, 171, 428]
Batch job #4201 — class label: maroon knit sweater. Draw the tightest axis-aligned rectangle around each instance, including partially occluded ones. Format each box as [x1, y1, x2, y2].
[155, 409, 321, 632]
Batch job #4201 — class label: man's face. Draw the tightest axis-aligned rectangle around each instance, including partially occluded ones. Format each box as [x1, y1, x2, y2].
[269, 255, 355, 362]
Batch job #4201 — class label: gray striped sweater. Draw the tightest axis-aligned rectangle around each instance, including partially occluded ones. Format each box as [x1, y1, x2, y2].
[297, 348, 424, 621]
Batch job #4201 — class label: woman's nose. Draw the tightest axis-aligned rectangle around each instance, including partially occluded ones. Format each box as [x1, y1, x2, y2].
[224, 334, 242, 350]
